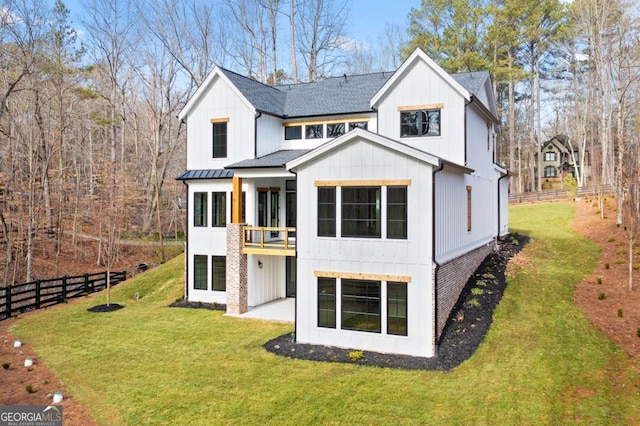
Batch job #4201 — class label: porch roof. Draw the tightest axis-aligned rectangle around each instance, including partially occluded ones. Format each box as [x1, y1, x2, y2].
[226, 149, 311, 169]
[175, 169, 233, 180]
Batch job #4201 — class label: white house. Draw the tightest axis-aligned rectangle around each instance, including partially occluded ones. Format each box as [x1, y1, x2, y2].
[177, 48, 509, 358]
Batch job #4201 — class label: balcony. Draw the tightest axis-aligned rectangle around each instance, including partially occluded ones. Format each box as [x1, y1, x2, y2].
[242, 226, 296, 256]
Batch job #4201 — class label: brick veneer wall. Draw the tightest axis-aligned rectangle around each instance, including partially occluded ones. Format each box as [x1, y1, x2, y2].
[226, 223, 248, 315]
[435, 243, 493, 339]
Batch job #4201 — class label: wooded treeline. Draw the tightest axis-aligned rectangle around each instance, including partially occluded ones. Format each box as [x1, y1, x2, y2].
[0, 0, 639, 285]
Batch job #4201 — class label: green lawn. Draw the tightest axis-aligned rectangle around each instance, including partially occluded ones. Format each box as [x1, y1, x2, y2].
[10, 203, 640, 425]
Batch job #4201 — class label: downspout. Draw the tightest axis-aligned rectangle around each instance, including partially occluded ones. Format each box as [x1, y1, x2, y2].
[432, 162, 445, 356]
[498, 170, 510, 239]
[464, 99, 471, 166]
[182, 181, 190, 302]
[254, 111, 262, 158]
[290, 169, 298, 342]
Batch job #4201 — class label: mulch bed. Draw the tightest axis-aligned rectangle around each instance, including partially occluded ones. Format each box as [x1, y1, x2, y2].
[264, 234, 528, 370]
[87, 303, 125, 313]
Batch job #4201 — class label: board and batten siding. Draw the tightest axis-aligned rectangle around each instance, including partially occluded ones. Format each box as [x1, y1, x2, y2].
[247, 255, 286, 307]
[187, 180, 232, 305]
[374, 59, 466, 165]
[186, 74, 256, 171]
[294, 137, 437, 357]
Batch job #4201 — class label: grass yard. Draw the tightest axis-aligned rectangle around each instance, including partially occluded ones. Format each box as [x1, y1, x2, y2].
[10, 203, 640, 425]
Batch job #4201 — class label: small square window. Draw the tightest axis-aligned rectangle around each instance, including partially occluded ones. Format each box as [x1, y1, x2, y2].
[327, 123, 345, 137]
[349, 121, 368, 131]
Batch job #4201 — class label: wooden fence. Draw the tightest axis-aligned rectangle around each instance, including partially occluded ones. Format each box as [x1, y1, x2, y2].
[509, 185, 614, 204]
[0, 271, 127, 320]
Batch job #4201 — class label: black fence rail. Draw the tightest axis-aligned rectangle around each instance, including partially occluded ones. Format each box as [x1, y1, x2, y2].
[0, 271, 127, 320]
[509, 185, 614, 204]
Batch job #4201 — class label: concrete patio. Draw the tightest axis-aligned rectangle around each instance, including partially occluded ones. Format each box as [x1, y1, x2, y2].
[235, 297, 295, 323]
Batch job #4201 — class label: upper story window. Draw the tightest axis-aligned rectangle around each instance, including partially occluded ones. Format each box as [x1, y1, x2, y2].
[327, 123, 345, 137]
[400, 108, 441, 137]
[349, 121, 368, 131]
[285, 125, 302, 140]
[544, 151, 556, 162]
[317, 181, 409, 240]
[194, 192, 207, 227]
[211, 119, 228, 158]
[212, 192, 226, 227]
[306, 124, 324, 139]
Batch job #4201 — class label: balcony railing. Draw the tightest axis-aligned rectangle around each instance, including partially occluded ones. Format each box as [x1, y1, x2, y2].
[242, 226, 296, 256]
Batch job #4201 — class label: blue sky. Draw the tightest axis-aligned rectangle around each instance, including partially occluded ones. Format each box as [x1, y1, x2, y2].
[346, 0, 420, 42]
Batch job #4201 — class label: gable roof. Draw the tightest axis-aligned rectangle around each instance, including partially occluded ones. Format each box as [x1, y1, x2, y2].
[179, 48, 497, 121]
[287, 128, 443, 171]
[369, 48, 472, 107]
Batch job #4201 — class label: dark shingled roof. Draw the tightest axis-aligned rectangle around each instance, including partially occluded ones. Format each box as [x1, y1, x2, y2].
[451, 71, 489, 97]
[226, 149, 312, 169]
[218, 67, 489, 119]
[176, 169, 234, 180]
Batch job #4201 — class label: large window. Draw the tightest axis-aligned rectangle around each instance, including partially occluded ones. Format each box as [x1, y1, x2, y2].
[544, 151, 556, 162]
[400, 109, 441, 137]
[194, 255, 207, 290]
[387, 282, 407, 336]
[212, 256, 226, 291]
[544, 166, 557, 177]
[212, 122, 227, 158]
[387, 186, 407, 239]
[342, 187, 381, 238]
[194, 192, 207, 227]
[318, 277, 336, 328]
[317, 187, 336, 237]
[212, 192, 226, 226]
[341, 279, 381, 333]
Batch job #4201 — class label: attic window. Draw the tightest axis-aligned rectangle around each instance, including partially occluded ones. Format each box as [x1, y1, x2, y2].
[400, 109, 441, 137]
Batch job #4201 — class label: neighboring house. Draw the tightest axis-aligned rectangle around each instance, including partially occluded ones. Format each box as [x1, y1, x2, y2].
[539, 134, 589, 186]
[177, 48, 509, 358]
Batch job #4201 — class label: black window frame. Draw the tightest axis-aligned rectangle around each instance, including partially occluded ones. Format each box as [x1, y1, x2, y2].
[318, 277, 336, 328]
[544, 166, 557, 177]
[193, 255, 207, 290]
[212, 192, 226, 227]
[305, 124, 324, 139]
[341, 186, 381, 238]
[387, 282, 407, 336]
[212, 256, 226, 291]
[327, 123, 345, 137]
[544, 151, 556, 162]
[317, 187, 336, 237]
[194, 192, 207, 227]
[212, 121, 227, 158]
[400, 109, 441, 137]
[348, 121, 368, 131]
[387, 186, 407, 239]
[341, 279, 381, 333]
[285, 125, 302, 140]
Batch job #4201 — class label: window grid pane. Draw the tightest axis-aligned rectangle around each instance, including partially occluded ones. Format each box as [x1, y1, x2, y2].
[194, 192, 207, 227]
[212, 256, 226, 291]
[341, 279, 381, 333]
[318, 187, 336, 237]
[194, 255, 207, 290]
[318, 277, 336, 328]
[212, 192, 226, 226]
[341, 187, 381, 238]
[387, 282, 407, 336]
[387, 186, 407, 239]
[212, 122, 227, 158]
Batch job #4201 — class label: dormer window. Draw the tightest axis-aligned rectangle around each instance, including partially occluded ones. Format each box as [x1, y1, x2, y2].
[399, 106, 441, 137]
[211, 118, 228, 158]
